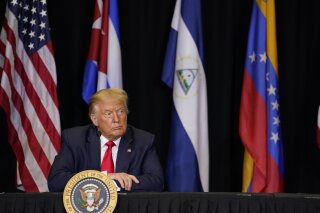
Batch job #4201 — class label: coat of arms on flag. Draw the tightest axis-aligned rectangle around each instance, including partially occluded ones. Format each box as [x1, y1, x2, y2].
[176, 69, 198, 95]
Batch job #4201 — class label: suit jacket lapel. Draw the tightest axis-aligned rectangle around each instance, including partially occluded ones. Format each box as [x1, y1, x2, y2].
[116, 127, 133, 172]
[86, 126, 101, 170]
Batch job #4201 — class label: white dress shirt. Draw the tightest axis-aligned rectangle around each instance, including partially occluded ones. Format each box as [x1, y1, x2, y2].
[100, 135, 121, 170]
[100, 135, 121, 191]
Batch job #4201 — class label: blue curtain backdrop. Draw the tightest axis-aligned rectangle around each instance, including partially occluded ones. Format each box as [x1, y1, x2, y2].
[0, 0, 319, 193]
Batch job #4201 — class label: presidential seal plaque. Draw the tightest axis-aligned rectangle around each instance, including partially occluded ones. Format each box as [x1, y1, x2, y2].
[63, 170, 117, 213]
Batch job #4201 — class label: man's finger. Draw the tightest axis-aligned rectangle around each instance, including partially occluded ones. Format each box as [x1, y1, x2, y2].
[129, 175, 140, 183]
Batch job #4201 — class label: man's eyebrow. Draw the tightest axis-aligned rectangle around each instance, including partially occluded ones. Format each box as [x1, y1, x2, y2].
[103, 107, 125, 112]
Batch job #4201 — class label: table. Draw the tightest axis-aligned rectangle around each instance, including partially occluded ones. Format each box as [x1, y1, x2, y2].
[1, 192, 320, 213]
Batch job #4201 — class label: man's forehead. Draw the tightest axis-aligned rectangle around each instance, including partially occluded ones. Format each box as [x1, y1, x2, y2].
[98, 101, 125, 110]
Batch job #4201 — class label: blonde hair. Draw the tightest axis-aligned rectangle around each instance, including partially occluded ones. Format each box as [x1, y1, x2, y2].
[88, 88, 128, 115]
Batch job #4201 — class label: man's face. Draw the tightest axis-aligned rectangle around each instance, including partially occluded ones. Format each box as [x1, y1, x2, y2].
[90, 100, 127, 141]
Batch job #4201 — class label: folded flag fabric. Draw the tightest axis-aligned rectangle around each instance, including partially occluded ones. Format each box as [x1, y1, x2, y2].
[240, 0, 284, 192]
[0, 0, 61, 192]
[82, 0, 122, 103]
[162, 0, 209, 192]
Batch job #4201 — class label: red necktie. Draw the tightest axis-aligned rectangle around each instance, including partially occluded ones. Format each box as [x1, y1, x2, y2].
[101, 141, 115, 173]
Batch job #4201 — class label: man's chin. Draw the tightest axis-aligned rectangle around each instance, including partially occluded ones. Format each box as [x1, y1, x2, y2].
[112, 129, 124, 136]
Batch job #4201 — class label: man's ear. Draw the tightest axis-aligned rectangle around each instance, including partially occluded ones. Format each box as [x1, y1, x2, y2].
[90, 113, 98, 126]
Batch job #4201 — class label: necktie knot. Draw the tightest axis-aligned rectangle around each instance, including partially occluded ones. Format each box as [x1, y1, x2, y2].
[106, 141, 115, 148]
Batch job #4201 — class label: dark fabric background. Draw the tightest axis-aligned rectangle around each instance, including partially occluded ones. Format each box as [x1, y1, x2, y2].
[0, 0, 319, 193]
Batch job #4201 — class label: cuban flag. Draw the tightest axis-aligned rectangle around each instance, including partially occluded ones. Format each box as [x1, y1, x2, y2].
[240, 0, 284, 192]
[82, 0, 122, 103]
[162, 0, 209, 192]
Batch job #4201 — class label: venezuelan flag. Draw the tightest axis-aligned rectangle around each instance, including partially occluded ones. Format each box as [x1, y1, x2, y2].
[240, 0, 284, 192]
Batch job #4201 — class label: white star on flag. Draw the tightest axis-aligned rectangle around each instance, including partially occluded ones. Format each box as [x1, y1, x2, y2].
[40, 22, 46, 29]
[273, 116, 280, 125]
[11, 0, 18, 6]
[259, 52, 267, 63]
[38, 34, 45, 41]
[40, 9, 47, 17]
[31, 7, 36, 14]
[23, 5, 29, 10]
[30, 19, 36, 26]
[249, 51, 256, 63]
[29, 30, 35, 38]
[271, 100, 279, 110]
[267, 84, 276, 96]
[270, 132, 279, 144]
[28, 42, 34, 49]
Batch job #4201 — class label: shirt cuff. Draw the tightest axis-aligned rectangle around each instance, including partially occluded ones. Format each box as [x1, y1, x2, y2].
[101, 171, 121, 191]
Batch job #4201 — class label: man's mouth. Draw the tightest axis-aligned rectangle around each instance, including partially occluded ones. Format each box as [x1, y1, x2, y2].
[112, 126, 122, 130]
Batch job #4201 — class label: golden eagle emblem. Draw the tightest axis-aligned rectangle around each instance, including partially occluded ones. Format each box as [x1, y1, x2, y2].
[78, 184, 103, 212]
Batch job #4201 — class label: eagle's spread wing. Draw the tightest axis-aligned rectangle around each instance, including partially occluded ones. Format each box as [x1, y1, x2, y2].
[79, 189, 87, 202]
[94, 188, 101, 203]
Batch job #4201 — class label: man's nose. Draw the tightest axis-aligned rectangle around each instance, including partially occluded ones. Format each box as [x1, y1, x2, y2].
[113, 111, 120, 122]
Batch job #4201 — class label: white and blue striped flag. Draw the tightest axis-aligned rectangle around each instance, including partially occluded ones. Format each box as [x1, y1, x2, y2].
[162, 0, 209, 192]
[82, 0, 122, 103]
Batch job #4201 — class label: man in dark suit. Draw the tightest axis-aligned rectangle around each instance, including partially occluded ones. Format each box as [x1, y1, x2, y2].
[48, 88, 164, 192]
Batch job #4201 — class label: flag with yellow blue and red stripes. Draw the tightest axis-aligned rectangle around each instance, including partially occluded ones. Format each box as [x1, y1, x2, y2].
[240, 0, 284, 192]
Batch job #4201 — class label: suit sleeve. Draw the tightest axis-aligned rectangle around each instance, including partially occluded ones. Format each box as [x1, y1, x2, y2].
[48, 130, 77, 192]
[131, 135, 164, 192]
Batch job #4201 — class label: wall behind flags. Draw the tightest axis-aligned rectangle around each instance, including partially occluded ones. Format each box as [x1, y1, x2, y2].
[0, 0, 319, 193]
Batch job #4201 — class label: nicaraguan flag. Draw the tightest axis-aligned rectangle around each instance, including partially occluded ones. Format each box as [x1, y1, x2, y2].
[240, 0, 284, 192]
[162, 0, 209, 192]
[82, 0, 122, 103]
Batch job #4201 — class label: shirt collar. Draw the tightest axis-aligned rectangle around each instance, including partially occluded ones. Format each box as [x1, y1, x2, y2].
[100, 135, 121, 148]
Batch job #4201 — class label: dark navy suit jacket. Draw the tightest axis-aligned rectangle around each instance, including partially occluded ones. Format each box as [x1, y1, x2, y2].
[48, 124, 164, 192]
